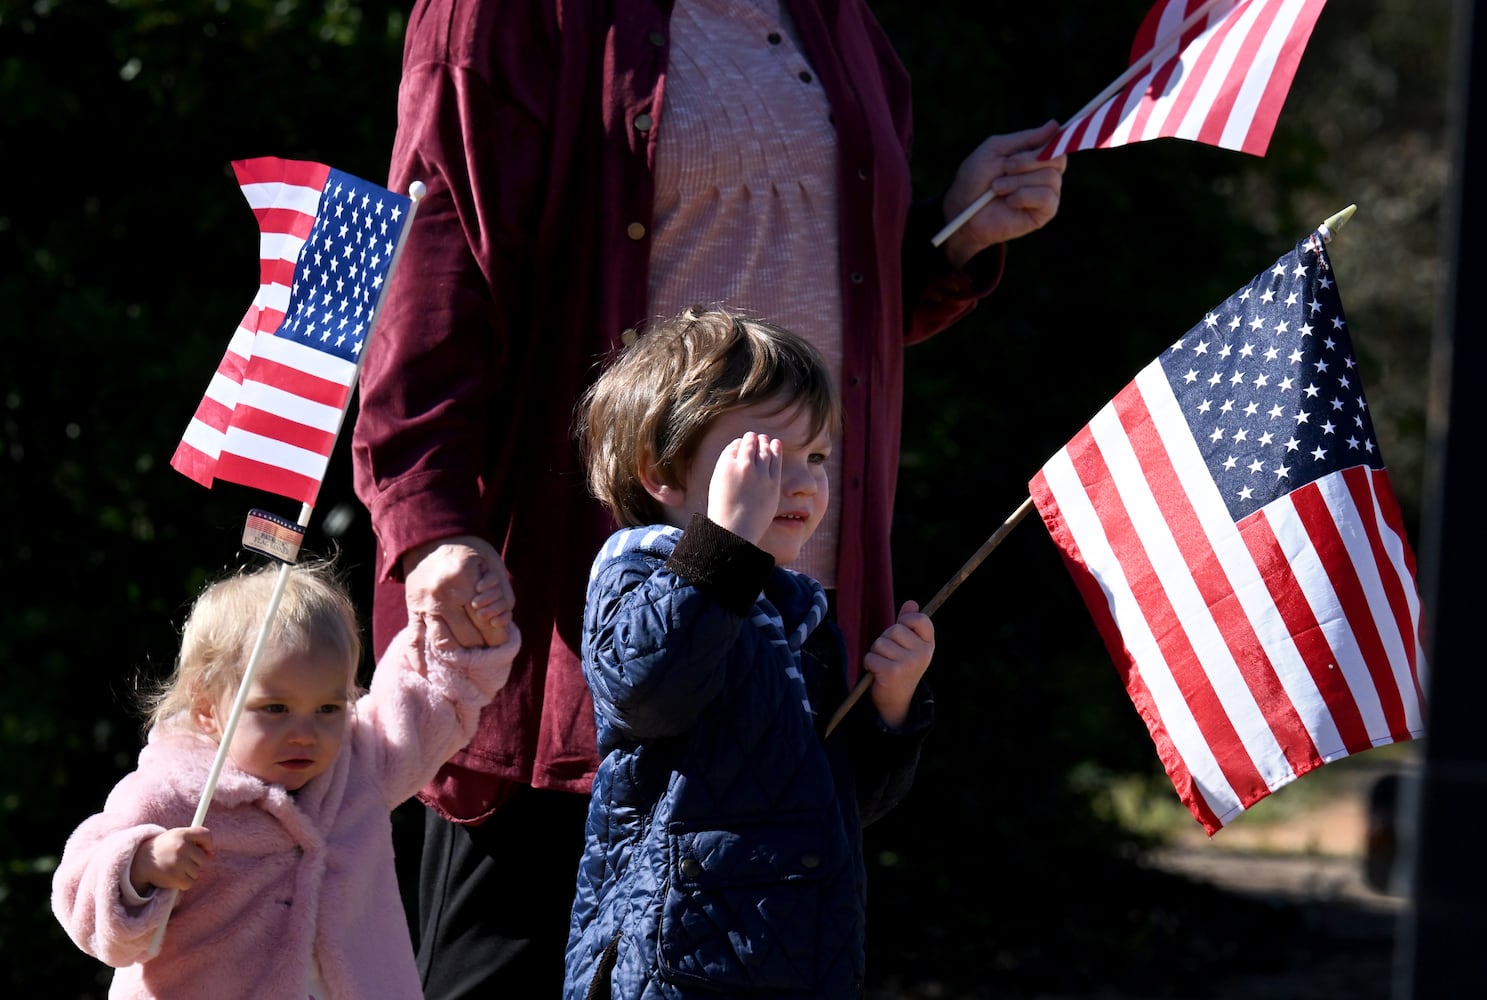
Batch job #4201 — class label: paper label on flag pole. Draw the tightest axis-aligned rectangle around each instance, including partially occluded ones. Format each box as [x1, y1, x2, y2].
[1030, 230, 1425, 834]
[170, 157, 415, 505]
[242, 508, 306, 564]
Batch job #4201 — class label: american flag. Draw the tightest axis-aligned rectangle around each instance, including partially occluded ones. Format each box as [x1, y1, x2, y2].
[1029, 231, 1426, 834]
[1044, 0, 1328, 159]
[170, 157, 414, 504]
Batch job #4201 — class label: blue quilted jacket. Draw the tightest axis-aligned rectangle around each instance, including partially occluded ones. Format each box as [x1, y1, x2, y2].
[564, 516, 933, 999]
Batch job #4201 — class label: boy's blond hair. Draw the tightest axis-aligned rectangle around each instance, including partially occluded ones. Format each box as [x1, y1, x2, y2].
[143, 558, 362, 733]
[579, 306, 841, 528]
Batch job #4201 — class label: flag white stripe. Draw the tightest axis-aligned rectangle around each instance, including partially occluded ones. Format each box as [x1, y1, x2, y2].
[1165, 0, 1262, 143]
[1216, 0, 1310, 147]
[1040, 435, 1246, 823]
[1098, 372, 1297, 791]
[250, 331, 359, 385]
[219, 425, 333, 480]
[239, 180, 323, 215]
[260, 231, 309, 267]
[1136, 363, 1348, 762]
[1263, 488, 1395, 745]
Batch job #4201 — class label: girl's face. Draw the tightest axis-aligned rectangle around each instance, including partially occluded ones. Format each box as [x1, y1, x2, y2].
[201, 641, 353, 791]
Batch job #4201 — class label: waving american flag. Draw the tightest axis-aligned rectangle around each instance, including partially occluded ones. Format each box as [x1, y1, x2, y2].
[1044, 0, 1329, 159]
[171, 157, 414, 505]
[1030, 230, 1426, 833]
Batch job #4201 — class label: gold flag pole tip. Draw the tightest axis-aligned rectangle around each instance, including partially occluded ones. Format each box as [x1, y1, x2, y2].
[1319, 204, 1357, 243]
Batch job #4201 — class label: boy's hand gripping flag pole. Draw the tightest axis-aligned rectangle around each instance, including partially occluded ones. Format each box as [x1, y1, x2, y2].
[933, 0, 1329, 247]
[148, 159, 425, 958]
[823, 498, 1034, 737]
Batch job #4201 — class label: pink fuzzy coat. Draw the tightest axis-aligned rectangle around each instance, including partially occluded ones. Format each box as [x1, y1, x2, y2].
[51, 613, 519, 999]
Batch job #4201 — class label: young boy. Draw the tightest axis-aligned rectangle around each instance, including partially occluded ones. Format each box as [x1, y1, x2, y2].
[565, 307, 935, 998]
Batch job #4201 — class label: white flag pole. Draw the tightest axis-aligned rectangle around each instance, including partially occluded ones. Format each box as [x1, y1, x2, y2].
[146, 529, 302, 957]
[146, 178, 427, 959]
[931, 0, 1230, 248]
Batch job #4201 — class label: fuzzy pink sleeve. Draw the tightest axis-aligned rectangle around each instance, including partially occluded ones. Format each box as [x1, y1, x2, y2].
[51, 793, 174, 968]
[357, 616, 520, 806]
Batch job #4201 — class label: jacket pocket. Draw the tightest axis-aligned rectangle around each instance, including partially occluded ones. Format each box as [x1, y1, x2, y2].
[656, 813, 844, 993]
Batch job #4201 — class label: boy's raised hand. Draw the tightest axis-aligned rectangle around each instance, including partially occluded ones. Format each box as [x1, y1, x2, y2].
[707, 431, 782, 546]
[863, 601, 935, 729]
[131, 826, 213, 895]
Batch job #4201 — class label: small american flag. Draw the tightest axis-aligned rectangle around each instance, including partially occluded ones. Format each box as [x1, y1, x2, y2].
[1030, 230, 1426, 833]
[171, 157, 413, 504]
[1045, 0, 1328, 159]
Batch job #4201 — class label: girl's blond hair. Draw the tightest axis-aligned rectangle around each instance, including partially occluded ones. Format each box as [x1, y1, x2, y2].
[578, 307, 841, 528]
[142, 558, 362, 734]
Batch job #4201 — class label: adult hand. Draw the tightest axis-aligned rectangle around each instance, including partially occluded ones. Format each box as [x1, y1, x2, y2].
[940, 119, 1067, 270]
[404, 536, 511, 649]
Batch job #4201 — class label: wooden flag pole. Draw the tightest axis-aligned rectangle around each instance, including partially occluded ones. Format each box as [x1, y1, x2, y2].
[932, 0, 1230, 248]
[822, 496, 1036, 737]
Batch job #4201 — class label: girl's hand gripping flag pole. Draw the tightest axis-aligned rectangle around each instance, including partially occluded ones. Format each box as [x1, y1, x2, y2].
[933, 0, 1329, 248]
[148, 160, 425, 958]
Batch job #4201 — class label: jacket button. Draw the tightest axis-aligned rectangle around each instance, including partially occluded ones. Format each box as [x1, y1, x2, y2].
[627, 222, 647, 240]
[620, 327, 638, 346]
[679, 857, 703, 878]
[649, 31, 666, 47]
[634, 113, 653, 132]
[849, 271, 864, 284]
[800, 852, 821, 869]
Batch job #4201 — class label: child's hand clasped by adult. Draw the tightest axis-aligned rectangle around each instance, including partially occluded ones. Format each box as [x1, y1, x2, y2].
[707, 431, 783, 546]
[863, 601, 935, 729]
[131, 826, 214, 895]
[404, 536, 515, 648]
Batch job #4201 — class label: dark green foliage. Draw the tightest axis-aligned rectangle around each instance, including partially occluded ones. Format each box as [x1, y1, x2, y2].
[0, 1, 1448, 995]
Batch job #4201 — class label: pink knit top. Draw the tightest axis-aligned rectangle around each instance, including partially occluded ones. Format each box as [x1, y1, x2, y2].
[648, 0, 844, 586]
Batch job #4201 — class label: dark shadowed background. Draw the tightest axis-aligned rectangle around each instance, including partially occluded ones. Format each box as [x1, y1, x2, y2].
[0, 1, 1456, 996]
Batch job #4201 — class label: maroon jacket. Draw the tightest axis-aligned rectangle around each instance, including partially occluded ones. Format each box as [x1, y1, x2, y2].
[352, 0, 1001, 820]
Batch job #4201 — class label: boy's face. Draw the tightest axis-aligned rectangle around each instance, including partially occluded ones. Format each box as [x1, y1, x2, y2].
[202, 642, 352, 791]
[667, 398, 831, 566]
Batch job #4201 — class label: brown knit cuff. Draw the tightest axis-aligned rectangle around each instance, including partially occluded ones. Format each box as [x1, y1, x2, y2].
[664, 513, 775, 617]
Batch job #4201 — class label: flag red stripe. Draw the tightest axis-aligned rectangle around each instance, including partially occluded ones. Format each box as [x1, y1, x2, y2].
[1155, 4, 1243, 145]
[1190, 0, 1279, 147]
[1289, 478, 1413, 742]
[212, 451, 320, 505]
[1030, 468, 1227, 833]
[1342, 467, 1427, 728]
[227, 405, 339, 457]
[1240, 0, 1327, 152]
[252, 206, 316, 242]
[169, 441, 217, 489]
[1064, 414, 1272, 810]
[233, 157, 329, 191]
[1115, 380, 1323, 777]
[259, 255, 298, 292]
[244, 354, 353, 410]
[1359, 469, 1428, 710]
[1238, 514, 1375, 755]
